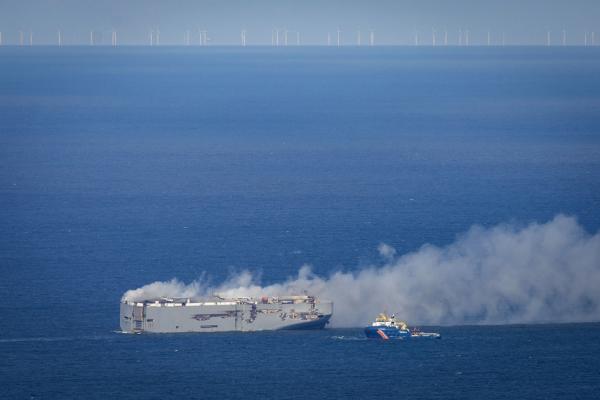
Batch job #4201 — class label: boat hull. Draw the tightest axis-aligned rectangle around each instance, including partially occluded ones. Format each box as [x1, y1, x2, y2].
[364, 326, 410, 339]
[120, 299, 333, 333]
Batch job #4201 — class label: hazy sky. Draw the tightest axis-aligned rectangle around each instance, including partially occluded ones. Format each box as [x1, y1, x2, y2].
[1, 0, 599, 45]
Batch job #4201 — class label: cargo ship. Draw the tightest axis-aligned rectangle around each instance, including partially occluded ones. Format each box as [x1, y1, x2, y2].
[120, 295, 333, 333]
[364, 313, 441, 339]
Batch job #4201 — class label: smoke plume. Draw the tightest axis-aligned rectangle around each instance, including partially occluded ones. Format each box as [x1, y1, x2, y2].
[122, 215, 600, 326]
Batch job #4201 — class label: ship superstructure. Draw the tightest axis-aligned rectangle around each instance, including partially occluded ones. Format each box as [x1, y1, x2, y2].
[120, 295, 333, 333]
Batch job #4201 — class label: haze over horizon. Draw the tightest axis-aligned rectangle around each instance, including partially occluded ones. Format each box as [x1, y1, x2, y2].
[1, 0, 599, 46]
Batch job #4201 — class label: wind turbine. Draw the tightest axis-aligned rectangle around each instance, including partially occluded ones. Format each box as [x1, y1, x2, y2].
[337, 28, 341, 46]
[465, 30, 470, 46]
[112, 30, 117, 46]
[156, 29, 160, 46]
[327, 32, 331, 46]
[29, 31, 33, 46]
[432, 28, 436, 46]
[284, 29, 288, 46]
[458, 29, 462, 46]
[0, 32, 2, 46]
[58, 30, 62, 46]
[90, 30, 94, 46]
[487, 31, 491, 46]
[296, 31, 300, 45]
[357, 30, 361, 46]
[414, 31, 419, 46]
[592, 32, 596, 46]
[369, 29, 374, 46]
[444, 30, 448, 46]
[562, 29, 566, 46]
[19, 30, 23, 46]
[547, 31, 551, 46]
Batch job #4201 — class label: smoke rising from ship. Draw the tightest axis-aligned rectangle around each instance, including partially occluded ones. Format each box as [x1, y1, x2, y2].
[122, 215, 600, 326]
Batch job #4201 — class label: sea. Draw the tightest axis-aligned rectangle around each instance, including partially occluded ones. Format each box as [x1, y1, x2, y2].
[1, 46, 599, 399]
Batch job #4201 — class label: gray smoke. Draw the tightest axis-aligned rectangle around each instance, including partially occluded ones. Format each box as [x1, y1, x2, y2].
[122, 215, 600, 326]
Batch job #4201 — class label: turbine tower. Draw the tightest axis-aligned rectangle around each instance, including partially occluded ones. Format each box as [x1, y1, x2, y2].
[90, 30, 94, 46]
[19, 30, 24, 46]
[241, 30, 246, 46]
[487, 31, 491, 46]
[0, 32, 2, 46]
[369, 29, 374, 46]
[458, 29, 462, 46]
[432, 28, 436, 46]
[465, 30, 470, 46]
[112, 30, 117, 47]
[29, 31, 33, 46]
[284, 29, 288, 46]
[296, 31, 300, 45]
[562, 29, 566, 46]
[327, 32, 331, 46]
[444, 30, 448, 46]
[357, 30, 361, 46]
[337, 28, 341, 47]
[58, 30, 62, 46]
[547, 31, 551, 46]
[592, 32, 596, 46]
[414, 31, 419, 46]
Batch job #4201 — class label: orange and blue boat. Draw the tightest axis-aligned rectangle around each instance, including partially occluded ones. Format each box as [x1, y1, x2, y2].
[364, 313, 441, 340]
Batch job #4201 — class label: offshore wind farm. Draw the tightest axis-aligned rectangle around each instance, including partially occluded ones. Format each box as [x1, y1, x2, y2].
[0, 27, 598, 46]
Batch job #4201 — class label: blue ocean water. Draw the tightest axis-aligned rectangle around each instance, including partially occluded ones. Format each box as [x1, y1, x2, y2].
[1, 46, 600, 398]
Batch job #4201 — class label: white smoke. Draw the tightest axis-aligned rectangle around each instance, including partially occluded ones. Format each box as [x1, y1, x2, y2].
[122, 215, 600, 326]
